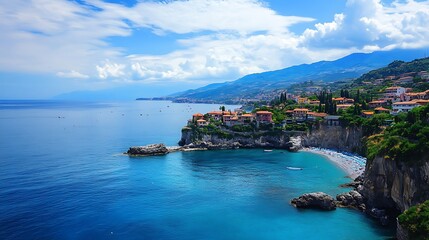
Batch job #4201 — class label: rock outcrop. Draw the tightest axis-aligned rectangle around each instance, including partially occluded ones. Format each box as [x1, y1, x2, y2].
[127, 143, 169, 156]
[396, 219, 409, 240]
[302, 125, 363, 154]
[291, 192, 337, 210]
[336, 190, 366, 211]
[179, 127, 302, 152]
[360, 156, 429, 224]
[291, 190, 368, 212]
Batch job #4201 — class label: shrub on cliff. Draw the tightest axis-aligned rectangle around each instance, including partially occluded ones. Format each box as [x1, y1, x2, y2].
[365, 104, 429, 163]
[231, 124, 254, 132]
[398, 200, 429, 240]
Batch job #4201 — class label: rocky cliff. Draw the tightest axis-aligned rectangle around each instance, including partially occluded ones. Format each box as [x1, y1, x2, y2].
[127, 143, 169, 156]
[178, 127, 301, 151]
[301, 125, 364, 153]
[361, 157, 429, 214]
[181, 124, 429, 229]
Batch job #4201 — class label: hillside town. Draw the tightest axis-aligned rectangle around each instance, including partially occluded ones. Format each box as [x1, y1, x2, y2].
[188, 70, 429, 129]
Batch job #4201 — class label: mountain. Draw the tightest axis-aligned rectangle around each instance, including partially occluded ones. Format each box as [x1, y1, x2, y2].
[171, 49, 427, 103]
[54, 82, 202, 101]
[356, 57, 429, 82]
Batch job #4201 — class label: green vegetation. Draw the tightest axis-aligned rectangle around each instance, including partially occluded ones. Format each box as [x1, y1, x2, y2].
[357, 58, 429, 82]
[398, 200, 429, 240]
[316, 90, 337, 115]
[191, 124, 233, 140]
[284, 123, 308, 131]
[231, 124, 254, 132]
[366, 104, 429, 163]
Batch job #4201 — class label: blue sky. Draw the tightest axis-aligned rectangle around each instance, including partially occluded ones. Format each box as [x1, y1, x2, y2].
[1, 0, 429, 99]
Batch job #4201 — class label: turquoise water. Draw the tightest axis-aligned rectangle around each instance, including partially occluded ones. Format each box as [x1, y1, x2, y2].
[0, 100, 393, 239]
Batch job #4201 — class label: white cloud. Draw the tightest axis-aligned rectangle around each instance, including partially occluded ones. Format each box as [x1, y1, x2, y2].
[300, 0, 429, 50]
[0, 0, 129, 75]
[56, 70, 89, 79]
[128, 32, 314, 82]
[1, 0, 429, 87]
[90, 0, 314, 35]
[96, 61, 126, 79]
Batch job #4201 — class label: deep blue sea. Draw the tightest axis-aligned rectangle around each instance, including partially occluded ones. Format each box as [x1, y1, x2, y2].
[0, 100, 393, 239]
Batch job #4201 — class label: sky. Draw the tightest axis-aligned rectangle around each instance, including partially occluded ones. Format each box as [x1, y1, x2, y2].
[1, 0, 429, 99]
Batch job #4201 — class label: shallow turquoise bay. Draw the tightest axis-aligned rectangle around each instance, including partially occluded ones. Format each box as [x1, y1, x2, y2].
[0, 100, 393, 239]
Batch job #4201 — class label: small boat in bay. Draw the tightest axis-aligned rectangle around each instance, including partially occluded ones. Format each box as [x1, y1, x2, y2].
[286, 166, 303, 170]
[264, 149, 273, 152]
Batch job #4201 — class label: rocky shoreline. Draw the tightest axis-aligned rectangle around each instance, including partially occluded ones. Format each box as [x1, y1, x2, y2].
[126, 135, 303, 157]
[126, 129, 421, 238]
[126, 143, 209, 157]
[290, 174, 396, 227]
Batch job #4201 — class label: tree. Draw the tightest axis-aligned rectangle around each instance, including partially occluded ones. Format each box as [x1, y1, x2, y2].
[345, 90, 350, 98]
[355, 90, 361, 103]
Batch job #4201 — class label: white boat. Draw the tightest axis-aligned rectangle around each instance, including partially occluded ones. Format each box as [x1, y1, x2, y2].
[286, 166, 303, 170]
[264, 149, 273, 152]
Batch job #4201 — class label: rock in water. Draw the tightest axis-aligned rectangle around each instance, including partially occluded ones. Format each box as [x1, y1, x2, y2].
[291, 192, 336, 210]
[127, 143, 169, 156]
[336, 190, 366, 211]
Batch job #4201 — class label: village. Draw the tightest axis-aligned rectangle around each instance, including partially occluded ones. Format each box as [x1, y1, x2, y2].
[189, 70, 429, 130]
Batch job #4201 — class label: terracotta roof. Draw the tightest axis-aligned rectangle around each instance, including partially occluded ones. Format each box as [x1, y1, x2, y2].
[374, 107, 389, 111]
[412, 100, 429, 105]
[256, 111, 272, 115]
[293, 108, 309, 111]
[393, 101, 418, 105]
[208, 111, 223, 115]
[241, 114, 253, 117]
[362, 111, 375, 115]
[308, 112, 328, 117]
[193, 113, 204, 117]
[386, 86, 403, 90]
[369, 100, 386, 104]
[197, 119, 206, 122]
[337, 104, 353, 108]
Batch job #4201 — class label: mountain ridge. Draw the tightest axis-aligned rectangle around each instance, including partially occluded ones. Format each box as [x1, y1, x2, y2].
[170, 49, 427, 103]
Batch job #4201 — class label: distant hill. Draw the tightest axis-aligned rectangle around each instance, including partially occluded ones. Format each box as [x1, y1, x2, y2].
[356, 57, 429, 82]
[54, 82, 201, 101]
[170, 49, 427, 103]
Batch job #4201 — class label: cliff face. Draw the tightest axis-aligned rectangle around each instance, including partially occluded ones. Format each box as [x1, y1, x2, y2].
[181, 125, 429, 220]
[301, 125, 364, 153]
[361, 157, 429, 213]
[178, 127, 300, 150]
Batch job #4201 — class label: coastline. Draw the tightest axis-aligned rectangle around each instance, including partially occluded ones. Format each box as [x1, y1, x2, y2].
[301, 147, 366, 179]
[127, 144, 365, 179]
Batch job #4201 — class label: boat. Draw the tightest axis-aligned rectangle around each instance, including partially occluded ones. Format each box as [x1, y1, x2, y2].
[264, 149, 273, 152]
[286, 166, 303, 170]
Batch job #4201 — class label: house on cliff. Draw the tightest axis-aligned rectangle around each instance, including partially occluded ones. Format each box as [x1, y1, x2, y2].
[255, 111, 273, 123]
[192, 113, 204, 122]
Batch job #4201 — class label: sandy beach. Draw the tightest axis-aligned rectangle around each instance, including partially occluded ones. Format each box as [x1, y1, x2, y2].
[302, 147, 366, 179]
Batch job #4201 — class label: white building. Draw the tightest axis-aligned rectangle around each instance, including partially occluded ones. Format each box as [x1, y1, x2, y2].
[384, 86, 406, 98]
[391, 101, 418, 114]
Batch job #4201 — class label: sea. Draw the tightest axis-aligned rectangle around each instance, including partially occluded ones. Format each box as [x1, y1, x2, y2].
[0, 100, 394, 239]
